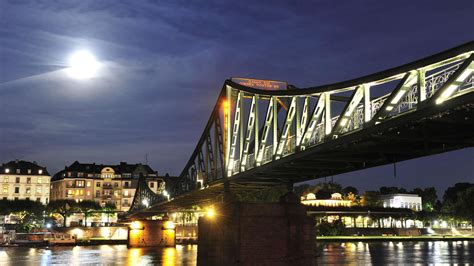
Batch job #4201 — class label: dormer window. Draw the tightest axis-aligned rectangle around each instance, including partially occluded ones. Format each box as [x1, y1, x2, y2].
[28, 169, 31, 174]
[16, 169, 20, 174]
[39, 169, 43, 175]
[4, 169, 9, 174]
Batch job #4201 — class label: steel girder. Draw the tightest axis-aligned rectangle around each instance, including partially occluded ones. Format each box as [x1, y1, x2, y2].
[128, 41, 474, 216]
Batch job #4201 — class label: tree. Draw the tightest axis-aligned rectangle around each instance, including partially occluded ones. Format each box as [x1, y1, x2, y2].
[343, 186, 359, 196]
[101, 202, 117, 224]
[442, 183, 474, 212]
[236, 186, 288, 203]
[411, 187, 438, 211]
[454, 187, 474, 230]
[77, 200, 101, 226]
[47, 200, 77, 227]
[379, 186, 407, 195]
[0, 199, 45, 232]
[361, 191, 381, 207]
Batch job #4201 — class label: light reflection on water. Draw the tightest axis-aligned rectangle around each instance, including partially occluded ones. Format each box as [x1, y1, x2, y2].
[0, 244, 197, 266]
[317, 241, 474, 265]
[0, 241, 472, 265]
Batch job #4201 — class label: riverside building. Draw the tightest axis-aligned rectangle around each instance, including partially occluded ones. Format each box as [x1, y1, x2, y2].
[0, 160, 51, 204]
[50, 161, 165, 212]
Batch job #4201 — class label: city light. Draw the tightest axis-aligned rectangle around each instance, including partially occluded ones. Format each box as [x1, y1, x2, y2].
[130, 221, 143, 230]
[67, 50, 100, 79]
[142, 199, 149, 208]
[45, 223, 52, 229]
[163, 221, 175, 230]
[206, 208, 215, 218]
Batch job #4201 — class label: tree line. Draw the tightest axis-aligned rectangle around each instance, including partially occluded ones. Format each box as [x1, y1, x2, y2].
[0, 199, 117, 232]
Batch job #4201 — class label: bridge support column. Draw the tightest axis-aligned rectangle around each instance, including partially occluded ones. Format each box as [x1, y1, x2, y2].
[127, 219, 175, 247]
[197, 199, 315, 265]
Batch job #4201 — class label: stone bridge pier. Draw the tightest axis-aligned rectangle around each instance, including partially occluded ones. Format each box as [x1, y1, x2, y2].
[197, 196, 316, 266]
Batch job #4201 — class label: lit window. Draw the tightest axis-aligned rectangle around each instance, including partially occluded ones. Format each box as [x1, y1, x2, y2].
[36, 187, 42, 194]
[76, 180, 85, 187]
[26, 187, 31, 194]
[38, 169, 43, 175]
[67, 190, 74, 195]
[28, 169, 31, 174]
[87, 191, 91, 196]
[3, 177, 8, 183]
[38, 177, 42, 184]
[124, 190, 129, 196]
[2, 185, 8, 194]
[87, 181, 91, 187]
[5, 169, 9, 174]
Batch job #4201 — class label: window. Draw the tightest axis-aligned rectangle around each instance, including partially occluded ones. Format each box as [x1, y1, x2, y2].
[26, 187, 31, 194]
[14, 197, 18, 200]
[14, 187, 19, 194]
[87, 181, 91, 187]
[124, 190, 129, 197]
[114, 182, 119, 188]
[87, 191, 91, 196]
[36, 187, 42, 194]
[96, 182, 101, 188]
[46, 198, 48, 204]
[149, 182, 154, 188]
[36, 197, 41, 202]
[76, 180, 85, 187]
[67, 190, 74, 195]
[4, 169, 9, 173]
[114, 191, 120, 197]
[3, 185, 8, 194]
[124, 182, 129, 188]
[2, 197, 7, 200]
[27, 177, 31, 184]
[3, 177, 8, 183]
[16, 169, 20, 174]
[28, 169, 31, 174]
[95, 191, 101, 197]
[25, 197, 30, 201]
[38, 177, 42, 184]
[78, 172, 84, 177]
[38, 169, 43, 175]
[15, 177, 20, 184]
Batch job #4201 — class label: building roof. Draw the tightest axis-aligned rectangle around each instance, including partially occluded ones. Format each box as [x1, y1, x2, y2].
[0, 160, 50, 176]
[51, 161, 158, 181]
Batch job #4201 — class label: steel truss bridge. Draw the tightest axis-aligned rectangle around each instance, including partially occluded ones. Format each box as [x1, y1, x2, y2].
[129, 42, 474, 217]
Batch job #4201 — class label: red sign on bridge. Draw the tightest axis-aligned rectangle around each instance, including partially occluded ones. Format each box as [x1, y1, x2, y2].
[231, 77, 287, 90]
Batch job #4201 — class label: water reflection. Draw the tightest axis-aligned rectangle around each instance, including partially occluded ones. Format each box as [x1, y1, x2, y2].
[0, 241, 471, 265]
[0, 245, 197, 266]
[317, 241, 474, 265]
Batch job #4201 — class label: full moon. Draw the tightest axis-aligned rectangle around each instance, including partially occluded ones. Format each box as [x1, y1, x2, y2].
[67, 50, 100, 79]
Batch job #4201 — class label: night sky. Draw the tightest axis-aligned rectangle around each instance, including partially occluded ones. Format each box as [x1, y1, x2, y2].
[0, 1, 473, 195]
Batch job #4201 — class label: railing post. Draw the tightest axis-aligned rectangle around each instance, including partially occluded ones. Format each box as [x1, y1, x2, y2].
[418, 69, 426, 102]
[324, 93, 332, 136]
[363, 84, 371, 123]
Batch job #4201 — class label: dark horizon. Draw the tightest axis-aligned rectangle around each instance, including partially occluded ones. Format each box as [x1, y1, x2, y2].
[1, 1, 473, 195]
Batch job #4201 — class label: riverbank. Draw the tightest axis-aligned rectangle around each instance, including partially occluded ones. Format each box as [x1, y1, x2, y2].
[317, 235, 474, 241]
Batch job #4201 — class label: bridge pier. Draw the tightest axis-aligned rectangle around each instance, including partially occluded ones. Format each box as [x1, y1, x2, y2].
[127, 219, 175, 247]
[197, 198, 315, 265]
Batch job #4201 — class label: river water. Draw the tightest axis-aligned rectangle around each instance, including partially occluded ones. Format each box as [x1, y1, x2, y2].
[0, 241, 472, 265]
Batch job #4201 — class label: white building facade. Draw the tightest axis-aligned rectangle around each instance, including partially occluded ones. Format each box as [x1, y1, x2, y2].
[0, 160, 51, 205]
[379, 194, 422, 211]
